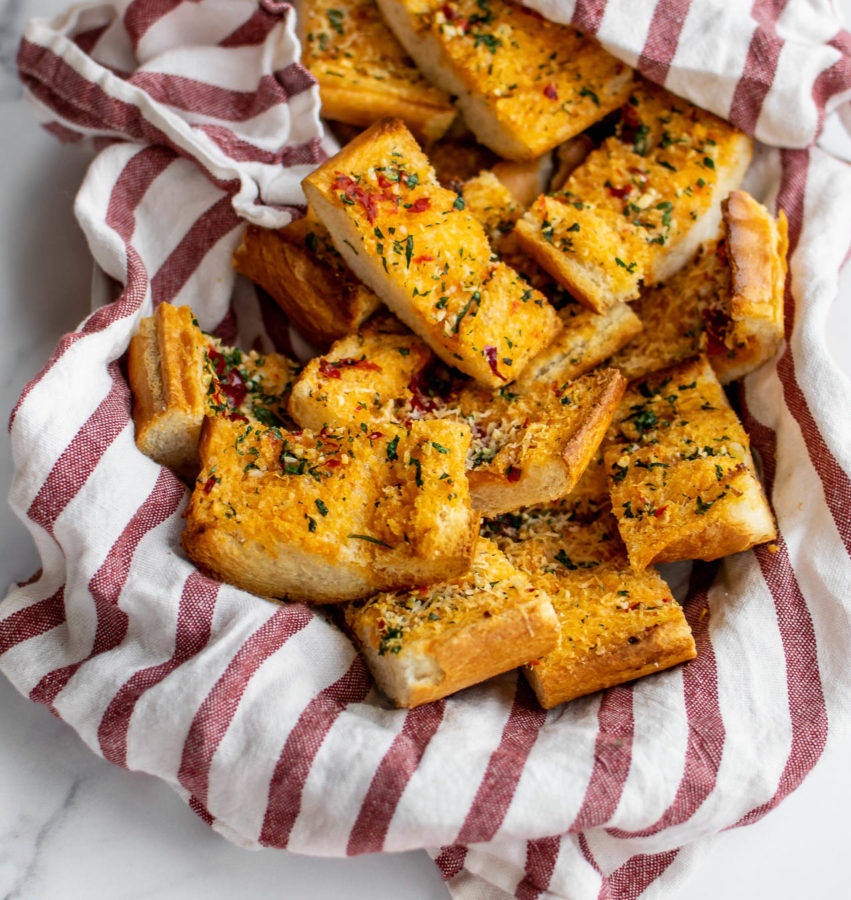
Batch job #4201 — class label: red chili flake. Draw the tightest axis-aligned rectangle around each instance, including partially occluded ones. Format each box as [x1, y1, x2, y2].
[413, 254, 435, 264]
[377, 173, 393, 189]
[543, 83, 558, 101]
[334, 173, 378, 223]
[629, 602, 641, 610]
[442, 3, 457, 18]
[457, 18, 469, 31]
[226, 411, 249, 422]
[339, 356, 382, 372]
[527, 659, 540, 667]
[207, 347, 226, 375]
[484, 345, 507, 381]
[607, 183, 631, 198]
[367, 431, 385, 440]
[203, 477, 217, 494]
[653, 505, 668, 518]
[409, 197, 431, 213]
[219, 367, 246, 408]
[506, 466, 521, 483]
[661, 597, 670, 603]
[325, 458, 341, 468]
[319, 358, 342, 379]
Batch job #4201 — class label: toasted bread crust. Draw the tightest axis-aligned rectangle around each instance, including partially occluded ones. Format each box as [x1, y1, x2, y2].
[514, 81, 753, 312]
[376, 0, 634, 159]
[300, 0, 455, 142]
[232, 217, 381, 350]
[128, 303, 208, 475]
[302, 117, 561, 387]
[129, 303, 301, 476]
[182, 417, 479, 603]
[345, 538, 558, 706]
[708, 191, 788, 382]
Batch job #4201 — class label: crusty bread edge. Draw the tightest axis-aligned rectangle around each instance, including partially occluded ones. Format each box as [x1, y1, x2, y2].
[349, 593, 559, 707]
[525, 615, 696, 708]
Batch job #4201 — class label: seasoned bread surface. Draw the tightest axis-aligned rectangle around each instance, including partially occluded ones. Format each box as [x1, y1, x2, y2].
[302, 118, 561, 387]
[182, 417, 479, 603]
[486, 504, 695, 708]
[288, 315, 626, 515]
[376, 0, 634, 159]
[128, 303, 300, 475]
[300, 0, 455, 141]
[344, 537, 558, 707]
[514, 81, 753, 312]
[609, 191, 787, 383]
[604, 356, 776, 569]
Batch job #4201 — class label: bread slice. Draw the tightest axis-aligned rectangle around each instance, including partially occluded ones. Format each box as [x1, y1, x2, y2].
[513, 81, 753, 312]
[128, 303, 208, 476]
[707, 190, 788, 383]
[456, 367, 627, 515]
[512, 301, 643, 393]
[232, 210, 381, 350]
[302, 118, 561, 387]
[604, 356, 776, 570]
[288, 313, 433, 431]
[182, 416, 480, 603]
[127, 303, 300, 476]
[375, 0, 634, 160]
[344, 537, 558, 706]
[486, 507, 695, 708]
[299, 0, 455, 142]
[609, 190, 788, 383]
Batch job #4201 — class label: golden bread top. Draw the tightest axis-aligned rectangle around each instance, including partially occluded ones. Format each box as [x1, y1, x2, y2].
[302, 0, 452, 108]
[304, 118, 561, 387]
[610, 239, 727, 381]
[288, 314, 434, 430]
[190, 416, 474, 563]
[485, 500, 685, 665]
[461, 170, 521, 240]
[203, 339, 300, 431]
[399, 0, 634, 157]
[603, 356, 765, 567]
[344, 537, 543, 655]
[516, 81, 751, 304]
[452, 367, 624, 477]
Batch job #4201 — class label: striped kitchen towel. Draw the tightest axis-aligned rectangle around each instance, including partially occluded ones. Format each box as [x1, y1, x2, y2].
[3, 1, 851, 898]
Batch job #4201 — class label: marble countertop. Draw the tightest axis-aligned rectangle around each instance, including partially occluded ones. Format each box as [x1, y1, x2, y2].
[2, 2, 850, 898]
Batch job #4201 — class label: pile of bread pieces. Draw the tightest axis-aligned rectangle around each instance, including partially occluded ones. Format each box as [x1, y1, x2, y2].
[128, 0, 788, 710]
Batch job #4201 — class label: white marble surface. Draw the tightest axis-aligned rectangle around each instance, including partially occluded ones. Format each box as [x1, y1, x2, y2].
[1, 2, 851, 898]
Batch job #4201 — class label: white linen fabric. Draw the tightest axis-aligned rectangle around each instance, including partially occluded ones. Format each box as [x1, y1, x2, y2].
[3, 2, 851, 898]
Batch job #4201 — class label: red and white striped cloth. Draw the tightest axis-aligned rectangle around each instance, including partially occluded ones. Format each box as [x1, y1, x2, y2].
[4, 1, 851, 898]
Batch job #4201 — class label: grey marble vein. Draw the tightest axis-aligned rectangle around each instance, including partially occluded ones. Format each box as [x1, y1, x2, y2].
[2, 775, 85, 900]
